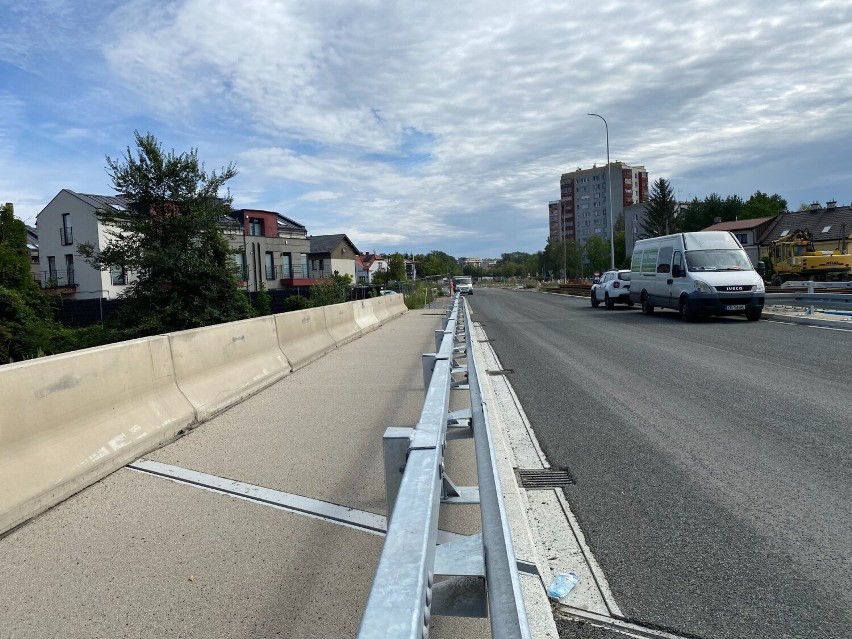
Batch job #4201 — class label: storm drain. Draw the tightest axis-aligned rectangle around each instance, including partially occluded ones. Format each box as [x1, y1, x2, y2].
[487, 368, 514, 376]
[515, 468, 575, 489]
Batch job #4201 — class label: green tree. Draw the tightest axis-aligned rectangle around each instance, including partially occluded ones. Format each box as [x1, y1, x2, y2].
[584, 235, 610, 275]
[642, 178, 677, 237]
[253, 281, 272, 316]
[387, 253, 406, 281]
[78, 132, 252, 337]
[742, 191, 787, 219]
[0, 203, 58, 362]
[309, 272, 352, 306]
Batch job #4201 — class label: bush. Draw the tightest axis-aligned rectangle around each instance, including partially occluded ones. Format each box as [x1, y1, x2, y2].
[283, 295, 313, 312]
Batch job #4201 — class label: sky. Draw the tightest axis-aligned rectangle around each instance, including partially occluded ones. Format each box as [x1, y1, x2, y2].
[2, 1, 851, 259]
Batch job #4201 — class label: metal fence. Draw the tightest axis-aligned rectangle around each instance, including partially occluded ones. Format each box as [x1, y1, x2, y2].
[766, 287, 852, 312]
[358, 294, 530, 638]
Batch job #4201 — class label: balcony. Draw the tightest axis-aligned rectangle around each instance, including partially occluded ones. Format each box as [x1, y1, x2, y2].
[35, 269, 77, 291]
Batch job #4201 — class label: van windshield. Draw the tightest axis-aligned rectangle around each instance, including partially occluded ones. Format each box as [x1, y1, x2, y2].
[685, 249, 754, 272]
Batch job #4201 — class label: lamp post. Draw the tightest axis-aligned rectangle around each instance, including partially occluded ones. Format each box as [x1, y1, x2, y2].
[588, 113, 615, 270]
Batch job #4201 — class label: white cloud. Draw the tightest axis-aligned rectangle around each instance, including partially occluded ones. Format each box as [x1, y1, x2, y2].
[2, 0, 851, 253]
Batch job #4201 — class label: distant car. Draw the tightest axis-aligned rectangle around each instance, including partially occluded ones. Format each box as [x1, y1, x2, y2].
[379, 289, 398, 296]
[591, 269, 633, 309]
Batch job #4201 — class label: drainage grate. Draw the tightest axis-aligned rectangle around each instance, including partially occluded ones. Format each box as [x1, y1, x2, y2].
[515, 468, 574, 489]
[487, 368, 514, 376]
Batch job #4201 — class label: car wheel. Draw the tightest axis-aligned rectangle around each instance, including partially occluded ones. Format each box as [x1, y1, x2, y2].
[641, 293, 654, 315]
[679, 298, 695, 322]
[627, 300, 635, 307]
[605, 292, 614, 309]
[591, 290, 600, 308]
[745, 308, 762, 321]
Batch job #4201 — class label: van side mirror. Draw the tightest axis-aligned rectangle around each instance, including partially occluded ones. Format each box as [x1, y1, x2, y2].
[756, 261, 766, 276]
[672, 264, 684, 278]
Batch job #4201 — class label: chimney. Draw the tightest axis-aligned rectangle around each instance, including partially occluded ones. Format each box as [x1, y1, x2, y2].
[827, 200, 837, 209]
[810, 201, 820, 211]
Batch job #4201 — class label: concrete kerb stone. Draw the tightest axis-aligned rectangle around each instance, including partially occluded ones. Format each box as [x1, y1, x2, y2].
[275, 307, 337, 371]
[168, 315, 290, 422]
[323, 301, 363, 346]
[0, 336, 196, 536]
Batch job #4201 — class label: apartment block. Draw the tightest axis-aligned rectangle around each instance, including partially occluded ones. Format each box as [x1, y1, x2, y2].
[549, 162, 649, 245]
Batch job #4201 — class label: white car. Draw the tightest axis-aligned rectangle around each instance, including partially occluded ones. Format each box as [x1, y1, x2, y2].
[591, 269, 634, 309]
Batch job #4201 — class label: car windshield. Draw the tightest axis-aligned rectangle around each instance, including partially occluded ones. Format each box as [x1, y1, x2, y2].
[618, 272, 630, 281]
[685, 249, 754, 272]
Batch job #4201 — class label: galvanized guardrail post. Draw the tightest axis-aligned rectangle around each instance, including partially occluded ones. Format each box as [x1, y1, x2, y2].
[359, 293, 531, 638]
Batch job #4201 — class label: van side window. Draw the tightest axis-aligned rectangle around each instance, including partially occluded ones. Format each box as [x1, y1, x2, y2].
[640, 248, 658, 273]
[631, 250, 643, 272]
[656, 246, 673, 273]
[672, 251, 684, 275]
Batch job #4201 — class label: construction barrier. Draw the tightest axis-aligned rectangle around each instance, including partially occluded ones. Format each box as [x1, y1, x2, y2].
[353, 299, 380, 332]
[0, 336, 196, 535]
[169, 316, 290, 421]
[323, 301, 363, 346]
[275, 306, 337, 371]
[1, 297, 409, 536]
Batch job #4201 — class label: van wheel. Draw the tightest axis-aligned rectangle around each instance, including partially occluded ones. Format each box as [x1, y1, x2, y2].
[627, 300, 635, 307]
[591, 291, 600, 308]
[641, 294, 654, 315]
[604, 292, 614, 309]
[745, 308, 762, 321]
[679, 298, 695, 322]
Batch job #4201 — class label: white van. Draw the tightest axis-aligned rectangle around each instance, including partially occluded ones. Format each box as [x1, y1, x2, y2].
[453, 276, 473, 295]
[629, 231, 766, 321]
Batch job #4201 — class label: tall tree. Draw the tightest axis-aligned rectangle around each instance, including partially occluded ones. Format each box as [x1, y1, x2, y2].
[0, 203, 57, 362]
[386, 253, 406, 281]
[742, 191, 787, 219]
[78, 132, 251, 337]
[584, 235, 610, 275]
[642, 178, 677, 237]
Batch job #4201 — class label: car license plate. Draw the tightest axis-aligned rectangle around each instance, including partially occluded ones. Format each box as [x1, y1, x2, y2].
[725, 304, 746, 311]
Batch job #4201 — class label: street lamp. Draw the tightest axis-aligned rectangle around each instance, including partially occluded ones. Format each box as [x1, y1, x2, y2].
[588, 113, 615, 270]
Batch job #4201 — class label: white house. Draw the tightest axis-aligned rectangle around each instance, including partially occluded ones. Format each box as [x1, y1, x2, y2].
[354, 252, 388, 283]
[35, 190, 132, 300]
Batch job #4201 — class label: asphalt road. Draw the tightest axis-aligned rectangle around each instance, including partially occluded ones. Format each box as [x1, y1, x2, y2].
[468, 288, 852, 639]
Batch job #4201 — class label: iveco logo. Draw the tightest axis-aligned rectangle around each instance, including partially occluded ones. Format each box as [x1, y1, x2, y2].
[728, 286, 743, 291]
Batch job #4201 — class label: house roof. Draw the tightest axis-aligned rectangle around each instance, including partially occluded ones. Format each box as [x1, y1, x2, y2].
[759, 206, 852, 244]
[231, 209, 306, 232]
[72, 191, 131, 211]
[309, 234, 359, 255]
[703, 216, 775, 232]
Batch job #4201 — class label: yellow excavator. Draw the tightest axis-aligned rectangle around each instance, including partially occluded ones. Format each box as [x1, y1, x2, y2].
[768, 227, 852, 286]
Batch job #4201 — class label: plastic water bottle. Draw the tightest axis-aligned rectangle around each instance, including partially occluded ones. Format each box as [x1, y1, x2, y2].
[547, 571, 579, 601]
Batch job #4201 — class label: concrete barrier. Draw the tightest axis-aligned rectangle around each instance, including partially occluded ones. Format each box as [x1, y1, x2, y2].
[275, 307, 337, 371]
[369, 296, 391, 323]
[169, 316, 290, 421]
[386, 293, 408, 317]
[353, 299, 380, 332]
[0, 336, 196, 535]
[323, 301, 362, 346]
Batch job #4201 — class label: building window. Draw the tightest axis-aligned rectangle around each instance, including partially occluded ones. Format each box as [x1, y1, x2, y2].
[60, 213, 73, 245]
[265, 252, 275, 280]
[249, 218, 264, 236]
[111, 265, 126, 285]
[47, 256, 57, 283]
[234, 254, 247, 280]
[735, 233, 748, 244]
[65, 254, 75, 286]
[300, 254, 308, 278]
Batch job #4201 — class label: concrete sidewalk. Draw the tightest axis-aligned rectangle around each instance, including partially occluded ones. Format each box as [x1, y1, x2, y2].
[0, 306, 557, 638]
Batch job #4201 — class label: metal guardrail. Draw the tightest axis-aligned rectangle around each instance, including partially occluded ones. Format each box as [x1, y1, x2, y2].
[358, 294, 530, 638]
[766, 292, 852, 312]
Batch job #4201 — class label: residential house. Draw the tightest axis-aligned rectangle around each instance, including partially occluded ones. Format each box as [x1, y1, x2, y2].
[701, 216, 777, 267]
[757, 201, 852, 260]
[35, 190, 132, 300]
[355, 252, 388, 284]
[307, 234, 359, 280]
[224, 209, 312, 291]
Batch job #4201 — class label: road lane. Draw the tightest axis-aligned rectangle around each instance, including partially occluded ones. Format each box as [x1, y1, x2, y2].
[469, 287, 852, 639]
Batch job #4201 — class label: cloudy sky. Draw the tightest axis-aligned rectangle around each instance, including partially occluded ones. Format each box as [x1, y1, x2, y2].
[2, 1, 851, 258]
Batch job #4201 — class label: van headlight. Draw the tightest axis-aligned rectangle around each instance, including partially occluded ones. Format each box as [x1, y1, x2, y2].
[693, 279, 713, 293]
[755, 279, 765, 292]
